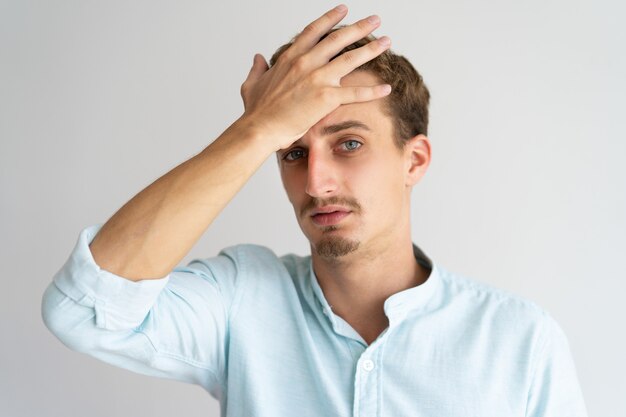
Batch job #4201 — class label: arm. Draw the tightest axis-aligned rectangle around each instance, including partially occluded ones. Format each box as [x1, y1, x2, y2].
[42, 224, 249, 394]
[88, 5, 392, 281]
[525, 314, 588, 417]
[42, 5, 391, 388]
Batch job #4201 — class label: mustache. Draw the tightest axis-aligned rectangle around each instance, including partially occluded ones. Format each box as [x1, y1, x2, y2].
[300, 196, 362, 217]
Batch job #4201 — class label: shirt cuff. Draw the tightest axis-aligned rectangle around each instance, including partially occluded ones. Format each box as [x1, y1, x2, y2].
[53, 224, 170, 331]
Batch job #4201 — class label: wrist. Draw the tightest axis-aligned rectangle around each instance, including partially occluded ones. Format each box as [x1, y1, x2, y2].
[232, 114, 294, 153]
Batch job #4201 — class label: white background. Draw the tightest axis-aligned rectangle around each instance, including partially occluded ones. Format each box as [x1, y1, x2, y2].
[1, 0, 624, 416]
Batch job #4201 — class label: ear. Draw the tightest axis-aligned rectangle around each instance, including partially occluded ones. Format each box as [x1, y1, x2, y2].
[403, 134, 431, 187]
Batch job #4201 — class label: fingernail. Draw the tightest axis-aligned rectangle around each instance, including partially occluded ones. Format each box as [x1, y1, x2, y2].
[335, 4, 347, 12]
[379, 36, 391, 46]
[382, 84, 392, 94]
[368, 15, 380, 25]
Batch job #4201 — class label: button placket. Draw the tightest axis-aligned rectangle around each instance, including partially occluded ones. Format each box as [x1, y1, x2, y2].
[353, 350, 380, 417]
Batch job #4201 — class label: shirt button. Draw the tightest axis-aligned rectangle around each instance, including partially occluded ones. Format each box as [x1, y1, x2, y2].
[362, 359, 375, 371]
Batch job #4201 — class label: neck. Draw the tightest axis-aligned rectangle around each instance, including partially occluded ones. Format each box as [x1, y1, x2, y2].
[311, 230, 429, 334]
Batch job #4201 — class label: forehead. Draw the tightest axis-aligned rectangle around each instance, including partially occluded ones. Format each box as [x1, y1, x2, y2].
[307, 70, 393, 137]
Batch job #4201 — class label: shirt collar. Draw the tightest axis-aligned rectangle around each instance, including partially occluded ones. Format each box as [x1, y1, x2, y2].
[309, 244, 441, 328]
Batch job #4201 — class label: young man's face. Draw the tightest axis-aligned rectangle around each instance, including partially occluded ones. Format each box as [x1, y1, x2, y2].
[279, 70, 429, 259]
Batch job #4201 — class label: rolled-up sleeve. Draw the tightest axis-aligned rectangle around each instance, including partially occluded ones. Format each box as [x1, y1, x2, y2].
[41, 224, 243, 397]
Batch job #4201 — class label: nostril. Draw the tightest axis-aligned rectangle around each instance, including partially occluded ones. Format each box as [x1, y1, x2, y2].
[306, 181, 337, 198]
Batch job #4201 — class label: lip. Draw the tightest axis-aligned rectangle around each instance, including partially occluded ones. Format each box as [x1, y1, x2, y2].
[310, 206, 351, 226]
[310, 205, 351, 216]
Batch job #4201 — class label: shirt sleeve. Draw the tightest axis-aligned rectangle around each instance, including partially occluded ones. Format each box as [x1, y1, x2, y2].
[41, 224, 245, 398]
[525, 313, 588, 417]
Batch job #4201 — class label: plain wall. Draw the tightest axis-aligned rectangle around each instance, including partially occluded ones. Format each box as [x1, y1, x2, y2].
[1, 0, 624, 416]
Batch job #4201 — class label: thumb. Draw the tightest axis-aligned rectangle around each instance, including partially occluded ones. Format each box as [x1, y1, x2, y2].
[246, 53, 269, 83]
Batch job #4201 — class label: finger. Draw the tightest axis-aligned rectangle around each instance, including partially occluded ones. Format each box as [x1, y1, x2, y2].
[335, 84, 392, 105]
[311, 15, 382, 64]
[320, 36, 391, 79]
[246, 53, 269, 83]
[287, 5, 349, 58]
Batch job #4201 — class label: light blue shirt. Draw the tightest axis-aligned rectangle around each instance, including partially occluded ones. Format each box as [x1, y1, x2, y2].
[42, 225, 587, 417]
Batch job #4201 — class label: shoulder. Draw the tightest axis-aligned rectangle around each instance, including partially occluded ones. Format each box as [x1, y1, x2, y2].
[434, 265, 553, 331]
[197, 244, 311, 282]
[215, 244, 307, 267]
[173, 244, 311, 315]
[432, 266, 570, 368]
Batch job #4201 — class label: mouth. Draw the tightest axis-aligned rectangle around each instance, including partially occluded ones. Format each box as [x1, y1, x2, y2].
[310, 206, 352, 227]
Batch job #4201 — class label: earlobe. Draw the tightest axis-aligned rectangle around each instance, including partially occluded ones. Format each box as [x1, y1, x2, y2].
[405, 134, 431, 186]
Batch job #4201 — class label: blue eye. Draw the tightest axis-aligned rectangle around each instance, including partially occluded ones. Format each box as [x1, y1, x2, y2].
[341, 140, 362, 151]
[283, 148, 307, 161]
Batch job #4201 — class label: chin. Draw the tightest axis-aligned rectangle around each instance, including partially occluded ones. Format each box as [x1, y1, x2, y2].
[314, 235, 360, 259]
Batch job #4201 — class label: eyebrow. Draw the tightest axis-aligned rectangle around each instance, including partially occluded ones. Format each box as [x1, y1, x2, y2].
[282, 120, 372, 152]
[321, 120, 371, 136]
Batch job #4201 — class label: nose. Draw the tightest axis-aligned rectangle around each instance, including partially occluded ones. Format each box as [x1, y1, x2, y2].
[305, 148, 338, 198]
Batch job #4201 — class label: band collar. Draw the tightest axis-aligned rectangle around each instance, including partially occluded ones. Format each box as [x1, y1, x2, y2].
[309, 243, 441, 328]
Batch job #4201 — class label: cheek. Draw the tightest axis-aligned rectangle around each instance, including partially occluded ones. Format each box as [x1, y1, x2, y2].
[356, 159, 405, 207]
[280, 169, 306, 205]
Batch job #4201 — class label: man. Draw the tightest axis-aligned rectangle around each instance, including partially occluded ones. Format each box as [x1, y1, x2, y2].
[42, 5, 587, 416]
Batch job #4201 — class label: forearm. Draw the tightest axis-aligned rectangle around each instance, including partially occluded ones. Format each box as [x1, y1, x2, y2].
[89, 117, 274, 281]
[88, 7, 389, 281]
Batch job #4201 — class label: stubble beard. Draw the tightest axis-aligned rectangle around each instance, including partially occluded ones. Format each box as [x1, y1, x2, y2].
[301, 196, 363, 259]
[315, 226, 360, 258]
